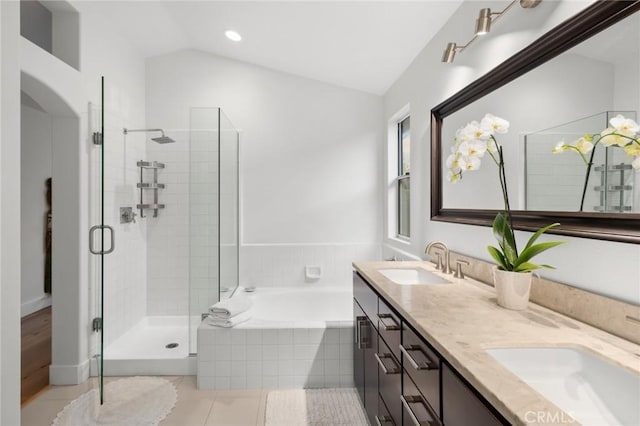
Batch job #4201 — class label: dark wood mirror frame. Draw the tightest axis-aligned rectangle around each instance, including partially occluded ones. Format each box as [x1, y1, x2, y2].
[431, 0, 640, 244]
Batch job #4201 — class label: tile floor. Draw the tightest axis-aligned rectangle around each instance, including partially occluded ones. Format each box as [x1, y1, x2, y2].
[21, 376, 268, 426]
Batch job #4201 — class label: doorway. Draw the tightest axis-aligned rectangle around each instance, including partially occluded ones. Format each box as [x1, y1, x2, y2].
[20, 91, 54, 402]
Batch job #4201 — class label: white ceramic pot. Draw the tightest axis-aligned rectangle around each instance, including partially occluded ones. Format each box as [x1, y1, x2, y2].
[493, 269, 532, 310]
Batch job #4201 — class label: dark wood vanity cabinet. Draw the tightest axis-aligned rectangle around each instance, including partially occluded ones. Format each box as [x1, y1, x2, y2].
[353, 301, 378, 425]
[442, 364, 503, 426]
[353, 300, 366, 404]
[353, 271, 508, 426]
[401, 322, 441, 419]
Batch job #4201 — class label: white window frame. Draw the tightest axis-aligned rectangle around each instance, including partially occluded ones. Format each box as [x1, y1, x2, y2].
[387, 104, 411, 243]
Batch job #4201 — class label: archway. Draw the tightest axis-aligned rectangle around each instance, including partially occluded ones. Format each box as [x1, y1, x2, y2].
[21, 71, 88, 386]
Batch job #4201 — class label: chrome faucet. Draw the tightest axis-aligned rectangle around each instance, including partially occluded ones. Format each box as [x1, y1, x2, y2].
[425, 241, 451, 274]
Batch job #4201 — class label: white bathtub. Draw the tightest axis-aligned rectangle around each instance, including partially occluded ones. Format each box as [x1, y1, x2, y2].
[241, 287, 352, 326]
[197, 286, 354, 390]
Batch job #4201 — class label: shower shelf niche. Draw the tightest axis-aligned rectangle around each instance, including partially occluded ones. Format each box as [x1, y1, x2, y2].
[137, 160, 166, 218]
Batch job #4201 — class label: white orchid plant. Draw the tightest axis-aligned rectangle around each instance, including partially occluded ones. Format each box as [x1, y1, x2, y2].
[552, 114, 640, 211]
[447, 114, 564, 273]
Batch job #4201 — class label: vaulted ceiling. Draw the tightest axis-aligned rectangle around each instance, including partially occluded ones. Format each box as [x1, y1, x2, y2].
[81, 1, 462, 94]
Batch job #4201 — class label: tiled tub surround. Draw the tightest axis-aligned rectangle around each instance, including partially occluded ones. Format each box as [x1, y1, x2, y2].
[197, 287, 354, 389]
[353, 261, 640, 426]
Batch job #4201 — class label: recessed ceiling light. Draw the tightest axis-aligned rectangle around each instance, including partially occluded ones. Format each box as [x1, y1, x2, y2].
[225, 30, 242, 42]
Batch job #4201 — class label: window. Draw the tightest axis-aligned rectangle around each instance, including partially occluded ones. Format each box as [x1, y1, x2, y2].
[397, 116, 410, 238]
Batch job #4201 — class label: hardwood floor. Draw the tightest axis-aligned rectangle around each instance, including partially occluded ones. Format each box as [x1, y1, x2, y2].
[21, 306, 52, 405]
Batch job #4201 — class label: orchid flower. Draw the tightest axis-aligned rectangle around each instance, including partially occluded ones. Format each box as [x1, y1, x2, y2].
[550, 114, 640, 211]
[610, 114, 639, 135]
[551, 141, 568, 154]
[447, 113, 564, 273]
[481, 113, 510, 134]
[459, 121, 490, 142]
[458, 140, 487, 158]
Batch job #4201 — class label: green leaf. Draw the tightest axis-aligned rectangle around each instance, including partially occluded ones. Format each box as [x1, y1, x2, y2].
[512, 262, 541, 273]
[523, 223, 561, 251]
[513, 241, 565, 269]
[513, 262, 558, 273]
[492, 213, 517, 267]
[487, 245, 509, 271]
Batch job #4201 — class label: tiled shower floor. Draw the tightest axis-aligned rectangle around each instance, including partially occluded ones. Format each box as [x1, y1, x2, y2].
[104, 316, 201, 359]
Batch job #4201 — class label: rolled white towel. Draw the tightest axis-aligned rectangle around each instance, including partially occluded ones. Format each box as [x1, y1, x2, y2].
[208, 296, 252, 319]
[206, 310, 251, 328]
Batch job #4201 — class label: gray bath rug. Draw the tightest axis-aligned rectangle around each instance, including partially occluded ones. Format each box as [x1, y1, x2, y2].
[265, 388, 368, 426]
[52, 376, 177, 426]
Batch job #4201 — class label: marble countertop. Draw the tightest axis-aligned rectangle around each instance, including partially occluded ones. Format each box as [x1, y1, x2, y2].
[353, 261, 640, 426]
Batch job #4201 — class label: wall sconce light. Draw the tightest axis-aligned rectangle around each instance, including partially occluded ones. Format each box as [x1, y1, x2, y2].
[443, 0, 542, 63]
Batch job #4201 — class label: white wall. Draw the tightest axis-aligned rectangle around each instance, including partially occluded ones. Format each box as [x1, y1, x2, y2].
[1, 0, 22, 422]
[74, 1, 149, 352]
[4, 0, 149, 387]
[146, 50, 383, 309]
[21, 103, 53, 317]
[383, 0, 640, 305]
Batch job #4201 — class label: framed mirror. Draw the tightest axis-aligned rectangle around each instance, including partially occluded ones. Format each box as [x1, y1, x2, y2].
[431, 0, 640, 244]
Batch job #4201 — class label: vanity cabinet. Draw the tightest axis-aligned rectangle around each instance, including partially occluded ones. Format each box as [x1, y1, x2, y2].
[353, 274, 379, 425]
[377, 335, 402, 424]
[401, 323, 441, 418]
[353, 271, 508, 426]
[442, 364, 502, 426]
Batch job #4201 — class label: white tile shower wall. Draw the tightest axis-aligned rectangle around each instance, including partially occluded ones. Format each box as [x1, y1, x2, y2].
[100, 109, 148, 349]
[146, 129, 221, 318]
[240, 244, 381, 288]
[197, 327, 354, 389]
[146, 131, 193, 316]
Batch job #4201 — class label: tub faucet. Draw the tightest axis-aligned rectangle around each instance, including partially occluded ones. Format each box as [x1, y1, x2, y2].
[425, 241, 451, 274]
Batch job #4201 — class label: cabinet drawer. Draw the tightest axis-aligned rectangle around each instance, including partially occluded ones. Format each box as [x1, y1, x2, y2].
[402, 371, 442, 426]
[353, 272, 378, 326]
[442, 364, 504, 426]
[401, 323, 441, 417]
[376, 394, 396, 426]
[377, 298, 401, 361]
[376, 335, 402, 425]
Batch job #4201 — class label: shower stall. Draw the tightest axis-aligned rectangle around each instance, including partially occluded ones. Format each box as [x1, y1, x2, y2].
[89, 77, 239, 392]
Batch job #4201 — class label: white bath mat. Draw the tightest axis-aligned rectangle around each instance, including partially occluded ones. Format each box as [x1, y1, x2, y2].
[52, 376, 177, 426]
[265, 388, 368, 426]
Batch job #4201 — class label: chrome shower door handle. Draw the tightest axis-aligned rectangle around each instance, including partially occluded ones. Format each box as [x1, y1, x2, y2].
[89, 225, 115, 255]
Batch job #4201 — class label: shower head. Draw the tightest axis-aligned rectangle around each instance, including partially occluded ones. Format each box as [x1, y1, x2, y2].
[123, 128, 176, 144]
[151, 135, 176, 144]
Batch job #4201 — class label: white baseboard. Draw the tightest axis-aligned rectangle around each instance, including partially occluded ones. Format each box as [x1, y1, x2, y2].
[49, 359, 90, 385]
[21, 294, 52, 317]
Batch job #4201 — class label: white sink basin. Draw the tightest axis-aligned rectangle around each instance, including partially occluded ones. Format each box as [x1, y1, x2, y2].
[377, 268, 451, 285]
[487, 347, 640, 425]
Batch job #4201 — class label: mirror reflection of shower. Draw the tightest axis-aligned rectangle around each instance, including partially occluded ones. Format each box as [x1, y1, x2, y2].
[123, 128, 176, 144]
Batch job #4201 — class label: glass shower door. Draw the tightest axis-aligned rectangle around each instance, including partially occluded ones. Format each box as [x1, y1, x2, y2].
[88, 76, 110, 403]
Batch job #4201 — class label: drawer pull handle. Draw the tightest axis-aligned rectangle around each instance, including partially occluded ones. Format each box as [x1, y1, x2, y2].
[374, 415, 394, 426]
[355, 316, 366, 346]
[358, 319, 371, 349]
[374, 353, 400, 375]
[377, 313, 400, 331]
[401, 394, 441, 426]
[399, 344, 437, 370]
